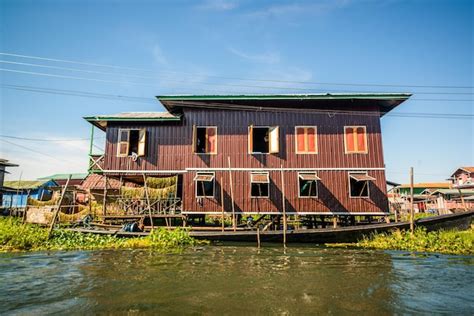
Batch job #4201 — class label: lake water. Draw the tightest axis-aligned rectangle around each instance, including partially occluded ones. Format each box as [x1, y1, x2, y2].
[1, 245, 473, 315]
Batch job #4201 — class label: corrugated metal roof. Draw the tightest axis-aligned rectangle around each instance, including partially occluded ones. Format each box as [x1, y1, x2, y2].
[84, 112, 181, 130]
[157, 93, 411, 116]
[37, 173, 88, 180]
[431, 189, 474, 195]
[3, 180, 56, 190]
[451, 167, 474, 176]
[80, 174, 138, 190]
[397, 182, 452, 189]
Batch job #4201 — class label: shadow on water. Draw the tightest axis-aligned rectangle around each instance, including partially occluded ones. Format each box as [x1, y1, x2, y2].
[0, 246, 473, 315]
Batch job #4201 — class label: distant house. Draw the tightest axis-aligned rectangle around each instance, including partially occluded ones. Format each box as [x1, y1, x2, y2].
[37, 173, 88, 187]
[450, 167, 474, 187]
[0, 158, 19, 205]
[392, 182, 452, 196]
[2, 180, 58, 208]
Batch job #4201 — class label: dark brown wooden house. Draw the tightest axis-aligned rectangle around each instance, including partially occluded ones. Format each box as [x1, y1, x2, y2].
[85, 93, 410, 221]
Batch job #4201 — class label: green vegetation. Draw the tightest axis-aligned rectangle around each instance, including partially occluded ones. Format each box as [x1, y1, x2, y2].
[331, 227, 474, 255]
[0, 217, 199, 252]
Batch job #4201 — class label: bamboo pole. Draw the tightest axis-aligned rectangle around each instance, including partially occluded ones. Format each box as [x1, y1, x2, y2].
[227, 156, 236, 231]
[142, 174, 154, 230]
[280, 164, 287, 248]
[457, 188, 468, 212]
[257, 227, 261, 248]
[220, 176, 225, 232]
[410, 167, 414, 235]
[102, 174, 107, 216]
[22, 189, 31, 223]
[48, 175, 71, 238]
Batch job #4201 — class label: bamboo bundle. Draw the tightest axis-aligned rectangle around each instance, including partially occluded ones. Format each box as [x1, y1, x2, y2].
[121, 184, 177, 200]
[145, 176, 177, 189]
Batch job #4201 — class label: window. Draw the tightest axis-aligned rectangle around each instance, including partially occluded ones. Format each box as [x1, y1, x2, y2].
[295, 126, 317, 154]
[194, 172, 215, 198]
[298, 172, 320, 197]
[250, 172, 270, 198]
[344, 126, 367, 153]
[193, 126, 217, 154]
[248, 126, 279, 154]
[349, 172, 375, 198]
[117, 128, 146, 157]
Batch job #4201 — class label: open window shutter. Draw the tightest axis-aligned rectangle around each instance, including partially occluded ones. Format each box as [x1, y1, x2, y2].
[207, 127, 216, 154]
[138, 128, 147, 156]
[192, 125, 197, 153]
[248, 125, 253, 153]
[269, 126, 279, 153]
[118, 129, 129, 157]
[345, 127, 355, 153]
[356, 127, 366, 152]
[307, 127, 317, 153]
[296, 127, 306, 153]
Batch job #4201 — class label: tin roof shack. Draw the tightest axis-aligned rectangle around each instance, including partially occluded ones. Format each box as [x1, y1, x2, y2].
[37, 173, 88, 187]
[0, 158, 19, 206]
[2, 179, 58, 208]
[393, 182, 452, 196]
[84, 93, 410, 222]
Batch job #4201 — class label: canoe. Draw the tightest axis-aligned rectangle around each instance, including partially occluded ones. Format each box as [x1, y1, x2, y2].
[67, 210, 473, 244]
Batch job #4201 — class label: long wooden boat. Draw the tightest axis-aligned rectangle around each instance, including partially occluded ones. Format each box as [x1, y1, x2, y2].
[68, 210, 473, 244]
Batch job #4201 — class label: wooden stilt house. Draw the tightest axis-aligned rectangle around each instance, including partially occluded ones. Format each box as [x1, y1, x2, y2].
[84, 93, 410, 221]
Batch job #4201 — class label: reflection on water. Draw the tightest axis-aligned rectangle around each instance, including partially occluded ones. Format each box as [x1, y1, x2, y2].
[1, 245, 473, 315]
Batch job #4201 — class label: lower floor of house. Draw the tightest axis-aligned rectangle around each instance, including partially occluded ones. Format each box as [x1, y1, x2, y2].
[91, 168, 389, 216]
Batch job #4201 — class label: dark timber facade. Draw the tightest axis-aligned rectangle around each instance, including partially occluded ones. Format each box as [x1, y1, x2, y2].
[85, 94, 410, 217]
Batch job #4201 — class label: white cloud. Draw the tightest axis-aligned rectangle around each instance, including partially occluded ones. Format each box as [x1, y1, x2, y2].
[247, 0, 352, 19]
[197, 0, 238, 11]
[228, 47, 281, 64]
[152, 44, 168, 66]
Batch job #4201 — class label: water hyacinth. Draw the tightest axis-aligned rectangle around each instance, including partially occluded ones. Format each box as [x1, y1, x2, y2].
[0, 217, 199, 252]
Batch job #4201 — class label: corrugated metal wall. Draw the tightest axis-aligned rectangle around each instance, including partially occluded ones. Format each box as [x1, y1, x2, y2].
[104, 107, 389, 214]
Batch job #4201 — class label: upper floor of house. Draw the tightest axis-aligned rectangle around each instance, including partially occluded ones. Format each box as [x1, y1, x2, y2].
[85, 93, 410, 172]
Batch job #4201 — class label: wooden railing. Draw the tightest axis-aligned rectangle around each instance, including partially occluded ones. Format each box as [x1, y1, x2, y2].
[89, 154, 105, 172]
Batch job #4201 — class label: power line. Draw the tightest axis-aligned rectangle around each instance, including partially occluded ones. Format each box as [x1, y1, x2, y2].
[0, 134, 105, 142]
[0, 139, 81, 165]
[2, 67, 474, 100]
[1, 51, 473, 89]
[2, 60, 474, 96]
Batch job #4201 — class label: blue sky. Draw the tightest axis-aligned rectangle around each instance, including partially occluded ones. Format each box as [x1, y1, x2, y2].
[0, 0, 472, 183]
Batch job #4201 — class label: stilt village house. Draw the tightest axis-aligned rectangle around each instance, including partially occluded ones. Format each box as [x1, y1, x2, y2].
[84, 94, 411, 219]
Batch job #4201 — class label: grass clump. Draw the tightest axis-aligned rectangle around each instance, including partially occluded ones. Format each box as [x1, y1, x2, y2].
[350, 227, 474, 255]
[0, 216, 199, 252]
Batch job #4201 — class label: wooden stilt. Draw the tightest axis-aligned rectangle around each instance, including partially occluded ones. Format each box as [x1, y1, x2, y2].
[48, 175, 71, 238]
[22, 189, 31, 223]
[227, 157, 236, 232]
[220, 176, 225, 232]
[142, 174, 154, 230]
[333, 216, 337, 228]
[280, 165, 287, 248]
[410, 167, 415, 235]
[102, 174, 107, 216]
[457, 188, 468, 212]
[257, 227, 261, 248]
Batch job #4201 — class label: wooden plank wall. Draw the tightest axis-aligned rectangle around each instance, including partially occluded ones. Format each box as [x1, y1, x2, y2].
[104, 107, 389, 214]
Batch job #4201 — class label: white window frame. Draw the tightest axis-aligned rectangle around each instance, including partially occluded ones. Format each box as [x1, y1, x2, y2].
[344, 126, 368, 154]
[297, 172, 319, 198]
[194, 172, 216, 198]
[250, 171, 270, 198]
[194, 126, 218, 155]
[117, 128, 146, 157]
[248, 126, 279, 155]
[295, 126, 318, 154]
[348, 172, 371, 198]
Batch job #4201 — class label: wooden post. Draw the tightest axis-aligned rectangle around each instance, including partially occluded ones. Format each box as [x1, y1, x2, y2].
[102, 174, 107, 216]
[48, 175, 71, 238]
[457, 188, 468, 212]
[257, 227, 261, 248]
[410, 167, 415, 235]
[143, 174, 154, 230]
[333, 216, 338, 228]
[220, 176, 225, 232]
[22, 189, 31, 223]
[88, 190, 93, 215]
[227, 157, 236, 231]
[280, 165, 287, 248]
